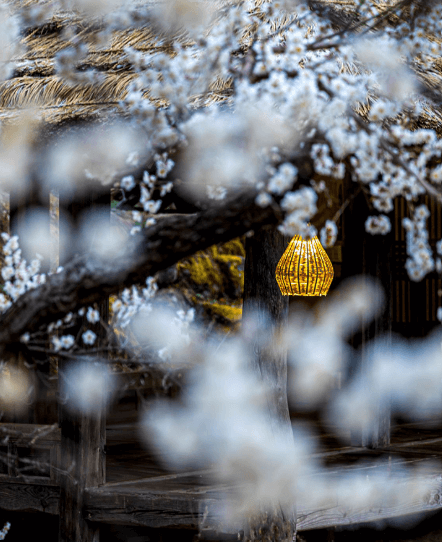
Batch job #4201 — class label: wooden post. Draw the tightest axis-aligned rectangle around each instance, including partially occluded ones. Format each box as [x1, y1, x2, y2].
[58, 366, 106, 542]
[58, 188, 109, 542]
[242, 227, 295, 541]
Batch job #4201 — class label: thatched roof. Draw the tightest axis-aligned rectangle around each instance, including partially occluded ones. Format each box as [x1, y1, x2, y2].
[0, 1, 237, 126]
[1, 0, 442, 132]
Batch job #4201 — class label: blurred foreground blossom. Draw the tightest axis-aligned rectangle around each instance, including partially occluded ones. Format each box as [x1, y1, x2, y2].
[78, 207, 129, 260]
[283, 277, 383, 408]
[14, 207, 71, 265]
[152, 0, 216, 36]
[140, 335, 439, 528]
[328, 332, 442, 439]
[0, 112, 37, 196]
[180, 107, 298, 202]
[130, 303, 195, 361]
[69, 0, 126, 17]
[43, 123, 150, 200]
[354, 36, 417, 101]
[317, 276, 385, 338]
[60, 360, 118, 416]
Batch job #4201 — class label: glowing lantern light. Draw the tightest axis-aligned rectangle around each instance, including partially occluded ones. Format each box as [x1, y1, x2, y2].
[275, 234, 334, 296]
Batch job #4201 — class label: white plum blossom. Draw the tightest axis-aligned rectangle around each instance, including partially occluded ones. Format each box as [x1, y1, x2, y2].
[365, 215, 391, 235]
[255, 192, 272, 207]
[320, 220, 338, 248]
[145, 218, 156, 228]
[121, 175, 136, 191]
[267, 163, 297, 195]
[52, 335, 75, 351]
[0, 234, 47, 314]
[82, 330, 97, 345]
[402, 206, 434, 281]
[86, 307, 100, 324]
[207, 185, 227, 200]
[279, 187, 317, 237]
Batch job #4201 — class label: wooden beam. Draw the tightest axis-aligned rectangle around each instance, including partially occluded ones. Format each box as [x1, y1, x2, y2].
[296, 474, 442, 531]
[82, 461, 442, 533]
[0, 423, 60, 443]
[84, 480, 223, 529]
[0, 481, 59, 514]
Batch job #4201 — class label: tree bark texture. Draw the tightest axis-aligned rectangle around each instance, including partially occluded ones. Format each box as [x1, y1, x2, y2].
[243, 227, 291, 433]
[242, 227, 295, 542]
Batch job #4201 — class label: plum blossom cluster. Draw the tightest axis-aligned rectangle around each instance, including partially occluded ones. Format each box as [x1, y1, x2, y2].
[123, 163, 172, 232]
[267, 163, 298, 195]
[402, 205, 435, 282]
[365, 215, 391, 236]
[0, 522, 10, 541]
[278, 186, 318, 238]
[111, 277, 158, 331]
[35, 0, 442, 287]
[43, 305, 100, 351]
[0, 233, 46, 313]
[320, 220, 338, 248]
[311, 144, 345, 179]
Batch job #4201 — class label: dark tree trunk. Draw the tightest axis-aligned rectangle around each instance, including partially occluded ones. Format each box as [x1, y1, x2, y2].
[343, 190, 392, 448]
[242, 227, 295, 542]
[243, 228, 291, 432]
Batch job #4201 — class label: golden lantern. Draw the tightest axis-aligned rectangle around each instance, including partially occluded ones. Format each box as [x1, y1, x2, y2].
[275, 234, 334, 296]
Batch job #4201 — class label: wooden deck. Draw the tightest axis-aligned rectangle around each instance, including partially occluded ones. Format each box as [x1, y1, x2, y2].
[1, 393, 442, 538]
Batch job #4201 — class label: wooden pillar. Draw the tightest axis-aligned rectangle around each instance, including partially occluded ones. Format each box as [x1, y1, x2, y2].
[58, 188, 109, 542]
[58, 368, 106, 542]
[242, 227, 295, 541]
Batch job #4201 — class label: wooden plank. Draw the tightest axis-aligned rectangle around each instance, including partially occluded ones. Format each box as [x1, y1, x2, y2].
[0, 482, 59, 515]
[84, 486, 220, 529]
[296, 475, 442, 531]
[103, 469, 214, 489]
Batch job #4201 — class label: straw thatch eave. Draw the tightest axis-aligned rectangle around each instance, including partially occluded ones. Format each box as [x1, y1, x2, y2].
[0, 0, 441, 130]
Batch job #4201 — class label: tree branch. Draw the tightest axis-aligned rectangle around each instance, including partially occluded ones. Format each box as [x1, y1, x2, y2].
[0, 190, 281, 354]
